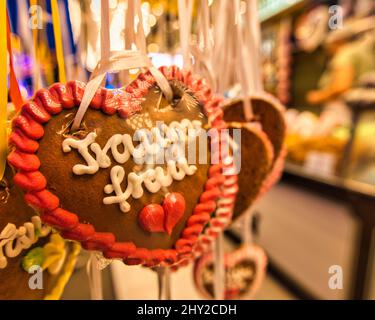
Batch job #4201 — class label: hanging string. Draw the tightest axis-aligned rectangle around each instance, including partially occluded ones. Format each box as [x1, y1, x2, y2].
[211, 0, 244, 95]
[0, 1, 7, 181]
[29, 0, 42, 90]
[51, 0, 67, 83]
[130, 0, 147, 54]
[235, 0, 264, 95]
[190, 0, 229, 301]
[242, 209, 254, 253]
[212, 0, 233, 93]
[164, 267, 171, 299]
[72, 0, 172, 131]
[86, 252, 103, 300]
[6, 13, 23, 111]
[234, 0, 253, 121]
[200, 0, 210, 52]
[156, 266, 171, 300]
[100, 0, 110, 62]
[124, 0, 135, 51]
[244, 0, 263, 92]
[122, 0, 137, 84]
[177, 0, 194, 70]
[237, 0, 263, 252]
[125, 0, 172, 101]
[99, 0, 110, 86]
[213, 232, 225, 300]
[191, 0, 216, 92]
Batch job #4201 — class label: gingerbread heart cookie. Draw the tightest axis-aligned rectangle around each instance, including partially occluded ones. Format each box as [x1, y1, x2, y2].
[7, 66, 226, 267]
[0, 165, 80, 300]
[193, 245, 267, 300]
[222, 94, 286, 219]
[222, 122, 273, 221]
[222, 94, 286, 165]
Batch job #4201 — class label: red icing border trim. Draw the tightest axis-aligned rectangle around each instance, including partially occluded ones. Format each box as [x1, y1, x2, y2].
[7, 66, 231, 267]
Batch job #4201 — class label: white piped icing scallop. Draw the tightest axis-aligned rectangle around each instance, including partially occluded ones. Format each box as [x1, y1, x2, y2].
[62, 119, 203, 213]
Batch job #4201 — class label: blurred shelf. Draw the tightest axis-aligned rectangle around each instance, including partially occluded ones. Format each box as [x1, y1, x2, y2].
[282, 161, 375, 299]
[284, 162, 375, 199]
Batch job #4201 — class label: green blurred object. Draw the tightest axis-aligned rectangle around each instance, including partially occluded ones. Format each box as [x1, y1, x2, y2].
[22, 247, 45, 272]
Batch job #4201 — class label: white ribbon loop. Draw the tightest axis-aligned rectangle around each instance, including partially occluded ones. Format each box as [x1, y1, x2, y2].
[72, 50, 152, 131]
[72, 0, 172, 131]
[149, 67, 173, 102]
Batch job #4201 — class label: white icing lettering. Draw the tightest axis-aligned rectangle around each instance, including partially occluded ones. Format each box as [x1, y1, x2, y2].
[0, 216, 51, 269]
[62, 119, 202, 213]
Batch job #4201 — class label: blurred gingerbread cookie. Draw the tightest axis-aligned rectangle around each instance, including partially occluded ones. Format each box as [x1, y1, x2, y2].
[222, 94, 286, 219]
[0, 165, 80, 300]
[193, 244, 267, 300]
[226, 122, 273, 220]
[223, 94, 286, 165]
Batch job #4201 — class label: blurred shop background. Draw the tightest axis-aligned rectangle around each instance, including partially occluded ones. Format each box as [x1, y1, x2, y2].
[6, 0, 375, 300]
[231, 0, 375, 300]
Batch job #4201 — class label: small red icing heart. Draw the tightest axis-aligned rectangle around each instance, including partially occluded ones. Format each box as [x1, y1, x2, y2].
[163, 193, 186, 235]
[138, 204, 165, 233]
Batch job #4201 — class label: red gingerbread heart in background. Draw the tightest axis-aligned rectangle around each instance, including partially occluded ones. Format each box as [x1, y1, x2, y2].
[7, 66, 229, 267]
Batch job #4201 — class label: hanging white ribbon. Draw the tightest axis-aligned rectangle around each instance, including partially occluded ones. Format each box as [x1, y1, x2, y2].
[242, 208, 254, 252]
[230, 0, 264, 120]
[100, 0, 110, 62]
[86, 252, 103, 300]
[214, 0, 229, 93]
[72, 0, 172, 131]
[72, 50, 152, 131]
[177, 0, 194, 70]
[244, 0, 263, 93]
[191, 0, 217, 92]
[156, 266, 171, 300]
[213, 232, 225, 300]
[237, 0, 263, 250]
[123, 0, 173, 102]
[235, 0, 264, 95]
[233, 0, 253, 121]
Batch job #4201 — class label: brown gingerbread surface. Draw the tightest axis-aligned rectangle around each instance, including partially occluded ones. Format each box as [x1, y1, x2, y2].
[228, 124, 273, 220]
[37, 83, 211, 250]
